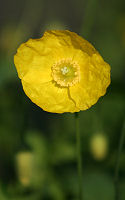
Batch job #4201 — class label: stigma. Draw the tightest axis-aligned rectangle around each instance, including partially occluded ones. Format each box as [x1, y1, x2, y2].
[61, 66, 69, 75]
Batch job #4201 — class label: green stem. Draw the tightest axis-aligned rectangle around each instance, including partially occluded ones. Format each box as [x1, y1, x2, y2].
[114, 120, 125, 200]
[75, 112, 83, 200]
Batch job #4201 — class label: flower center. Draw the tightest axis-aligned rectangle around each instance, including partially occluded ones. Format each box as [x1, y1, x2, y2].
[52, 59, 80, 87]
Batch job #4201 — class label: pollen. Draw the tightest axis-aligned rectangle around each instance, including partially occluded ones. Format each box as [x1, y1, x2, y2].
[52, 59, 80, 87]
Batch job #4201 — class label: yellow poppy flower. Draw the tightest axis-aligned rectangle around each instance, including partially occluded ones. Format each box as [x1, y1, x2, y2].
[14, 30, 110, 113]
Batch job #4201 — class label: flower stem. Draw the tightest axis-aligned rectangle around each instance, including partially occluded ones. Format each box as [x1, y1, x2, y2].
[114, 120, 125, 200]
[75, 112, 83, 200]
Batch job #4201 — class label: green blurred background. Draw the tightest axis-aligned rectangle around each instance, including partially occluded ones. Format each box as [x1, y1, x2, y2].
[0, 0, 125, 199]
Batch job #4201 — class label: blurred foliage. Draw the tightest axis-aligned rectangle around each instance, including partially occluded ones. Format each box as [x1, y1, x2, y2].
[0, 0, 125, 199]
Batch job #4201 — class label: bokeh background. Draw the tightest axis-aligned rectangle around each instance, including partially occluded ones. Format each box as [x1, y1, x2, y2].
[0, 0, 125, 199]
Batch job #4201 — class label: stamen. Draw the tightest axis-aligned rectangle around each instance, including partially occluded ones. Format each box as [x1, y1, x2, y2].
[52, 59, 80, 87]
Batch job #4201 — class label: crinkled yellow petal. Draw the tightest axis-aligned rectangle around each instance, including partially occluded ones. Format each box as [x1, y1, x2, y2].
[22, 68, 52, 84]
[22, 80, 79, 113]
[70, 53, 111, 110]
[43, 30, 97, 56]
[38, 30, 97, 62]
[14, 38, 55, 80]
